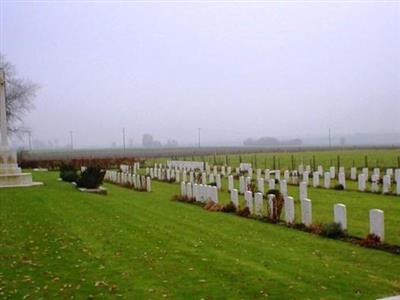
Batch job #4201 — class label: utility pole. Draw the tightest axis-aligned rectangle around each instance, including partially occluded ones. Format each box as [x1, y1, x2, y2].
[122, 127, 126, 153]
[328, 128, 332, 148]
[198, 128, 201, 148]
[70, 131, 73, 151]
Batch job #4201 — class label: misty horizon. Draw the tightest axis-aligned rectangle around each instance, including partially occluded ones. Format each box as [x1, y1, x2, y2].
[2, 1, 399, 148]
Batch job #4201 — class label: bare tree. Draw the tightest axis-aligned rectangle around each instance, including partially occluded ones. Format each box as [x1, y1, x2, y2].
[0, 54, 39, 137]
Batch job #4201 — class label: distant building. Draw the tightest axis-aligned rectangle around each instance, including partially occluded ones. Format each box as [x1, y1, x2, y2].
[142, 134, 161, 148]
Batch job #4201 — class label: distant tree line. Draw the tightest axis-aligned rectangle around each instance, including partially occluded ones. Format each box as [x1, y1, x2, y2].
[243, 136, 302, 146]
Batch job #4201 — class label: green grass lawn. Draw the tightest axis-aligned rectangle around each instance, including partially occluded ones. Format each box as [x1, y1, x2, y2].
[1, 171, 400, 299]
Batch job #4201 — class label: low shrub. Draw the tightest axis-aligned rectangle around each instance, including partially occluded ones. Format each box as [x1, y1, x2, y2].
[309, 223, 323, 235]
[203, 200, 224, 211]
[62, 170, 79, 182]
[359, 234, 381, 247]
[76, 166, 105, 189]
[247, 182, 257, 193]
[203, 200, 215, 210]
[170, 195, 196, 203]
[333, 184, 344, 190]
[266, 189, 284, 222]
[60, 163, 78, 182]
[320, 222, 346, 238]
[236, 207, 250, 217]
[222, 202, 237, 213]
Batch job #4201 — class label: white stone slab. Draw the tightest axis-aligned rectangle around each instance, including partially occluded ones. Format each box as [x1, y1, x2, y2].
[334, 203, 347, 230]
[301, 198, 312, 227]
[284, 196, 295, 224]
[369, 209, 384, 241]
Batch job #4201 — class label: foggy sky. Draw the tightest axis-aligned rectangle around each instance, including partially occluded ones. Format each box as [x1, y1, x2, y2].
[2, 1, 400, 148]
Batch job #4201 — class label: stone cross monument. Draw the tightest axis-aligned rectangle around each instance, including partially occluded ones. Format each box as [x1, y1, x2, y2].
[0, 69, 41, 188]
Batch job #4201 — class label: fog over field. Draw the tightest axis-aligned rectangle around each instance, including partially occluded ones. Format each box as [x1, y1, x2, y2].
[2, 1, 399, 148]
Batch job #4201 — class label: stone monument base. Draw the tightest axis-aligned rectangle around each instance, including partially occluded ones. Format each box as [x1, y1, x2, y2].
[0, 147, 42, 188]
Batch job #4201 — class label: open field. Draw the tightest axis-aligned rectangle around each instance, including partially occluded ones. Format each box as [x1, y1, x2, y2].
[1, 171, 400, 299]
[20, 148, 400, 170]
[149, 149, 400, 170]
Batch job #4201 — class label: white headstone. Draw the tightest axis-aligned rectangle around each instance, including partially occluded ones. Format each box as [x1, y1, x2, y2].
[338, 172, 346, 189]
[317, 165, 323, 176]
[193, 183, 199, 200]
[284, 170, 290, 181]
[382, 175, 391, 194]
[221, 166, 226, 176]
[209, 173, 215, 184]
[186, 182, 193, 198]
[334, 203, 347, 230]
[216, 174, 222, 190]
[239, 176, 245, 194]
[324, 172, 331, 189]
[312, 171, 319, 188]
[244, 191, 254, 214]
[369, 209, 384, 241]
[189, 171, 194, 183]
[211, 186, 218, 203]
[350, 167, 357, 180]
[373, 168, 380, 179]
[245, 177, 251, 191]
[268, 178, 275, 190]
[362, 167, 369, 180]
[280, 179, 288, 196]
[371, 174, 379, 192]
[303, 171, 309, 185]
[228, 175, 234, 191]
[330, 166, 336, 179]
[339, 166, 345, 175]
[301, 198, 312, 227]
[181, 181, 186, 196]
[201, 172, 207, 185]
[284, 196, 295, 224]
[257, 178, 264, 194]
[358, 174, 366, 191]
[267, 194, 275, 219]
[146, 177, 151, 192]
[299, 181, 307, 202]
[227, 166, 232, 175]
[231, 189, 239, 209]
[395, 169, 400, 183]
[254, 192, 263, 216]
[182, 171, 187, 183]
[264, 169, 270, 181]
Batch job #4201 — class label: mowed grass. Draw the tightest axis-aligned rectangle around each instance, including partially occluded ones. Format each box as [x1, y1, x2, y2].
[151, 149, 400, 169]
[1, 172, 400, 299]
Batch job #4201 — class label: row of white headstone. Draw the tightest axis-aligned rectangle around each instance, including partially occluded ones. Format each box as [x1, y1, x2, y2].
[181, 183, 385, 241]
[104, 170, 151, 192]
[180, 181, 219, 203]
[147, 163, 400, 195]
[120, 163, 140, 174]
[166, 160, 205, 171]
[152, 162, 398, 181]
